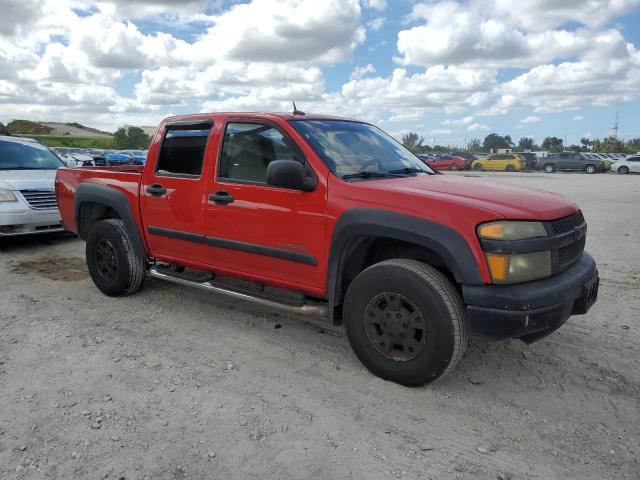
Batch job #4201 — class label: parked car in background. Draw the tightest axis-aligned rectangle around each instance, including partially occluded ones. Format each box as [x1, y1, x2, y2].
[611, 155, 640, 174]
[421, 154, 469, 171]
[0, 136, 65, 236]
[89, 149, 107, 165]
[105, 150, 148, 165]
[539, 152, 605, 174]
[471, 153, 524, 171]
[515, 152, 538, 170]
[124, 150, 148, 165]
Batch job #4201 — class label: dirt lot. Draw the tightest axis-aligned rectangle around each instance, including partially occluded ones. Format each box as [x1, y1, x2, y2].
[1, 172, 639, 480]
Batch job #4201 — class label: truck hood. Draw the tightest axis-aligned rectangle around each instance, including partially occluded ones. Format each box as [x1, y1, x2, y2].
[0, 169, 58, 191]
[365, 174, 577, 220]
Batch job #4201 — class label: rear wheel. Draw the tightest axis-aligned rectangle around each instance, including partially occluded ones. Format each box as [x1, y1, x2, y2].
[585, 164, 596, 174]
[618, 166, 629, 175]
[343, 259, 468, 386]
[473, 163, 484, 171]
[450, 165, 458, 171]
[86, 219, 146, 296]
[543, 163, 555, 173]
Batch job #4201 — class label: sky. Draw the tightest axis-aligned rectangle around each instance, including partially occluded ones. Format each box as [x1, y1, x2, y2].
[1, 0, 640, 147]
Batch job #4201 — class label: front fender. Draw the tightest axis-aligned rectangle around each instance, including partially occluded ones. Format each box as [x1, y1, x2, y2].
[327, 208, 484, 311]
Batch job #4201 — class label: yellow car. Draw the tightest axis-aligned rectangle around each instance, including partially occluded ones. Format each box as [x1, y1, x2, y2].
[471, 154, 525, 172]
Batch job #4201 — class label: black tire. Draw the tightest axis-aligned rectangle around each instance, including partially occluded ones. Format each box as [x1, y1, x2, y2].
[343, 259, 468, 386]
[585, 164, 596, 174]
[473, 163, 484, 171]
[543, 163, 555, 173]
[86, 219, 146, 296]
[505, 164, 516, 172]
[450, 165, 458, 171]
[618, 166, 629, 175]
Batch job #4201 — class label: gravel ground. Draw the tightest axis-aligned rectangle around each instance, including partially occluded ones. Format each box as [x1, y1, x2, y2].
[0, 172, 638, 480]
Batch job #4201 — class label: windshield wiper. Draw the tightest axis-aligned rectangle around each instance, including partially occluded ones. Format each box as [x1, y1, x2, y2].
[342, 171, 404, 180]
[386, 167, 430, 175]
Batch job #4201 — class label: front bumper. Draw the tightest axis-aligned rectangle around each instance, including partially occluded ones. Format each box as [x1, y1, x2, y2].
[0, 207, 64, 236]
[463, 253, 599, 343]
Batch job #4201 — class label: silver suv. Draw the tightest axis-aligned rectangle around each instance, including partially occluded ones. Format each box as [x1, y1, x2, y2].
[0, 136, 66, 236]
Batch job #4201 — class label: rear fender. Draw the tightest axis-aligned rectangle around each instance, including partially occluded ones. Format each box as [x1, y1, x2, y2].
[75, 183, 148, 259]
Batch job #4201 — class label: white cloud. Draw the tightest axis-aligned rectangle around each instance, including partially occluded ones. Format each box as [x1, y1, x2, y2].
[363, 0, 387, 11]
[467, 123, 490, 132]
[194, 0, 365, 64]
[349, 64, 376, 80]
[367, 17, 385, 31]
[398, 2, 594, 68]
[443, 115, 474, 126]
[573, 115, 585, 121]
[520, 115, 541, 124]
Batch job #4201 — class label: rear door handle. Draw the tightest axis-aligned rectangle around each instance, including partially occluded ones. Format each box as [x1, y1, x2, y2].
[209, 191, 234, 206]
[146, 184, 167, 197]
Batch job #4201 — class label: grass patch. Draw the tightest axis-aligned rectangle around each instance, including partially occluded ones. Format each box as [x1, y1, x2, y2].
[28, 135, 115, 148]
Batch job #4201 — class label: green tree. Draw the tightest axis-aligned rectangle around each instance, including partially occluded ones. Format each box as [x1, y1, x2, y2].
[467, 138, 483, 152]
[625, 137, 640, 153]
[504, 135, 514, 147]
[483, 133, 510, 151]
[0, 122, 8, 135]
[401, 132, 426, 153]
[113, 126, 151, 149]
[599, 136, 625, 153]
[541, 136, 564, 152]
[518, 137, 535, 151]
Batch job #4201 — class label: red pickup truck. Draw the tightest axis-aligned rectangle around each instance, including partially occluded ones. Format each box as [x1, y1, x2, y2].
[56, 112, 599, 386]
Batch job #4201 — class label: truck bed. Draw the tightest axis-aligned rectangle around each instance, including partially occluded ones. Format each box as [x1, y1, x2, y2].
[56, 166, 144, 235]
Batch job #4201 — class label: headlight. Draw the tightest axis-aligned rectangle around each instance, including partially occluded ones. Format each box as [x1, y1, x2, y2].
[478, 221, 551, 284]
[485, 251, 552, 284]
[0, 189, 17, 202]
[478, 221, 547, 240]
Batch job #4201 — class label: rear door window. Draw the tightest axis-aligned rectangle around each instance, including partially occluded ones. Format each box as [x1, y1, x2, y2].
[156, 126, 212, 177]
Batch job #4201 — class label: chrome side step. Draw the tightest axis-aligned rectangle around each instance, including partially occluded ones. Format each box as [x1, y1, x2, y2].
[148, 266, 329, 318]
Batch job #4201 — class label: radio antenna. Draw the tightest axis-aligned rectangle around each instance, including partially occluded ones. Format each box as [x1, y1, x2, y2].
[292, 101, 305, 116]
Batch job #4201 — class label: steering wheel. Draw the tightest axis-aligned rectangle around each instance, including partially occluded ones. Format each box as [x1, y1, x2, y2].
[358, 159, 379, 172]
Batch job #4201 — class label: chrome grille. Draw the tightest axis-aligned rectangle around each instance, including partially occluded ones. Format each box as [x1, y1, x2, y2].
[20, 190, 58, 210]
[548, 211, 585, 235]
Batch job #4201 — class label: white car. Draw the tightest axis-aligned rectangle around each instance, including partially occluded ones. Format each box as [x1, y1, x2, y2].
[611, 155, 640, 175]
[0, 136, 67, 236]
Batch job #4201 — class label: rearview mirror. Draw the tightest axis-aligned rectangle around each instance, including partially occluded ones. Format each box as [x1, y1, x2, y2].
[266, 160, 315, 191]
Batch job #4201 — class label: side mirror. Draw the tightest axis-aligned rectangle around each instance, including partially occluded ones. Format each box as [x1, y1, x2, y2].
[266, 160, 315, 191]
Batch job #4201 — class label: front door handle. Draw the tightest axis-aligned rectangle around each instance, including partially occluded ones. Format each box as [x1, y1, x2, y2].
[209, 191, 235, 206]
[146, 184, 167, 197]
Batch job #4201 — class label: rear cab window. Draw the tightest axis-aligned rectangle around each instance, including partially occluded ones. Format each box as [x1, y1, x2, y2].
[156, 122, 213, 177]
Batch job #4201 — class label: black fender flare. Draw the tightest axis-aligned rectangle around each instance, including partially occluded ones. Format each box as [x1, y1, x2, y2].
[327, 208, 483, 312]
[75, 182, 149, 259]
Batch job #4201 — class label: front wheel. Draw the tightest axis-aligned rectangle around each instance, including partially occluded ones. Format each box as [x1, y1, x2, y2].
[450, 165, 458, 171]
[543, 163, 555, 173]
[618, 166, 629, 175]
[505, 164, 516, 172]
[343, 259, 468, 386]
[86, 219, 146, 296]
[585, 164, 596, 174]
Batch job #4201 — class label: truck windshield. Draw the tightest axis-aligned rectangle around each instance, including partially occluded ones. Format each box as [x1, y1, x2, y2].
[290, 120, 433, 178]
[0, 139, 65, 170]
